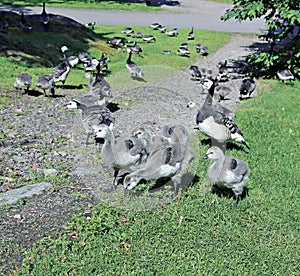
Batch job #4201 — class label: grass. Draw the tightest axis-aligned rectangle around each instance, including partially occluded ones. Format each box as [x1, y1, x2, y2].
[0, 23, 231, 91]
[8, 81, 300, 275]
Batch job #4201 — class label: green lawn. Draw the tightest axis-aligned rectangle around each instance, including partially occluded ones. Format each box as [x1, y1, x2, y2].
[10, 81, 300, 275]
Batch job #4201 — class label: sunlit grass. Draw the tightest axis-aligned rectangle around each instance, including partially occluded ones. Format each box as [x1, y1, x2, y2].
[11, 81, 300, 275]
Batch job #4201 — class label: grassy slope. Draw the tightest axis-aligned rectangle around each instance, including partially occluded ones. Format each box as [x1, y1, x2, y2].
[0, 25, 231, 91]
[12, 81, 300, 275]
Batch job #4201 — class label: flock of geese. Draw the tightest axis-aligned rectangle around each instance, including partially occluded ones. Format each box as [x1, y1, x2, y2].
[10, 4, 296, 207]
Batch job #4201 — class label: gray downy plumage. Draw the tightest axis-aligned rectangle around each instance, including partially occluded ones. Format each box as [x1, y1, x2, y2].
[36, 75, 55, 96]
[14, 72, 32, 94]
[123, 142, 194, 196]
[204, 146, 250, 207]
[92, 124, 147, 185]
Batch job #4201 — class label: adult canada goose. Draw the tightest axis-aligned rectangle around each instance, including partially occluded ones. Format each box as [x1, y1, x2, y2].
[177, 46, 190, 56]
[131, 41, 143, 55]
[196, 78, 249, 151]
[195, 43, 202, 53]
[121, 27, 134, 36]
[187, 27, 194, 40]
[189, 65, 202, 80]
[150, 22, 161, 29]
[51, 47, 79, 87]
[143, 35, 156, 42]
[239, 76, 256, 99]
[99, 52, 109, 71]
[64, 100, 115, 144]
[126, 50, 144, 79]
[36, 75, 55, 96]
[79, 52, 93, 66]
[92, 124, 147, 185]
[159, 25, 166, 32]
[20, 12, 32, 32]
[40, 2, 49, 27]
[85, 21, 96, 30]
[123, 143, 194, 195]
[277, 69, 294, 82]
[180, 42, 189, 49]
[84, 58, 99, 74]
[199, 46, 209, 56]
[89, 63, 113, 104]
[204, 146, 250, 208]
[162, 50, 172, 55]
[166, 28, 178, 36]
[131, 32, 144, 38]
[107, 37, 125, 48]
[14, 72, 32, 94]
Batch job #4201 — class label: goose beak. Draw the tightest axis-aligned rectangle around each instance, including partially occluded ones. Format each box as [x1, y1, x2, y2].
[204, 154, 209, 160]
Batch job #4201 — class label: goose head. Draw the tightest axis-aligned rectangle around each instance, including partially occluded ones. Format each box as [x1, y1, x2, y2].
[204, 146, 223, 160]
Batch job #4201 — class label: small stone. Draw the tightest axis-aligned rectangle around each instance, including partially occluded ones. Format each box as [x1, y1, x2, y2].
[42, 169, 58, 176]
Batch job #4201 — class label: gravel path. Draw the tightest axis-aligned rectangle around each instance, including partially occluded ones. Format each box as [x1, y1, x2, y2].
[0, 33, 263, 273]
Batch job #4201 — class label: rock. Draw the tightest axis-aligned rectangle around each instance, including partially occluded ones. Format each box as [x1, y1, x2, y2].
[42, 168, 59, 176]
[0, 182, 53, 205]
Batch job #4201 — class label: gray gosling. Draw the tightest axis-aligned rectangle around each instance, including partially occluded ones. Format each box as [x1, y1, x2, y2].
[14, 72, 32, 94]
[123, 142, 194, 195]
[64, 100, 115, 144]
[161, 125, 189, 145]
[204, 146, 250, 207]
[93, 124, 147, 185]
[36, 75, 55, 96]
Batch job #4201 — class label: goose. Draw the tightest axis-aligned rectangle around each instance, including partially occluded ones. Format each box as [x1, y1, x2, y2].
[64, 100, 115, 144]
[195, 43, 202, 53]
[84, 58, 99, 74]
[204, 146, 250, 208]
[36, 75, 55, 96]
[92, 124, 147, 185]
[162, 50, 172, 55]
[126, 50, 144, 79]
[20, 12, 32, 32]
[131, 32, 144, 38]
[180, 42, 189, 49]
[161, 125, 189, 146]
[143, 35, 156, 42]
[14, 72, 32, 94]
[85, 21, 96, 30]
[79, 52, 93, 65]
[107, 37, 125, 48]
[187, 27, 194, 40]
[177, 46, 190, 56]
[239, 76, 256, 99]
[166, 28, 178, 36]
[99, 52, 109, 71]
[89, 63, 113, 104]
[215, 85, 232, 102]
[121, 27, 134, 36]
[40, 2, 49, 27]
[150, 22, 161, 29]
[123, 142, 194, 195]
[189, 65, 202, 80]
[277, 69, 294, 82]
[196, 78, 249, 151]
[199, 46, 209, 56]
[51, 47, 79, 87]
[158, 25, 166, 32]
[131, 41, 143, 55]
[216, 60, 228, 82]
[60, 46, 79, 67]
[132, 125, 156, 154]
